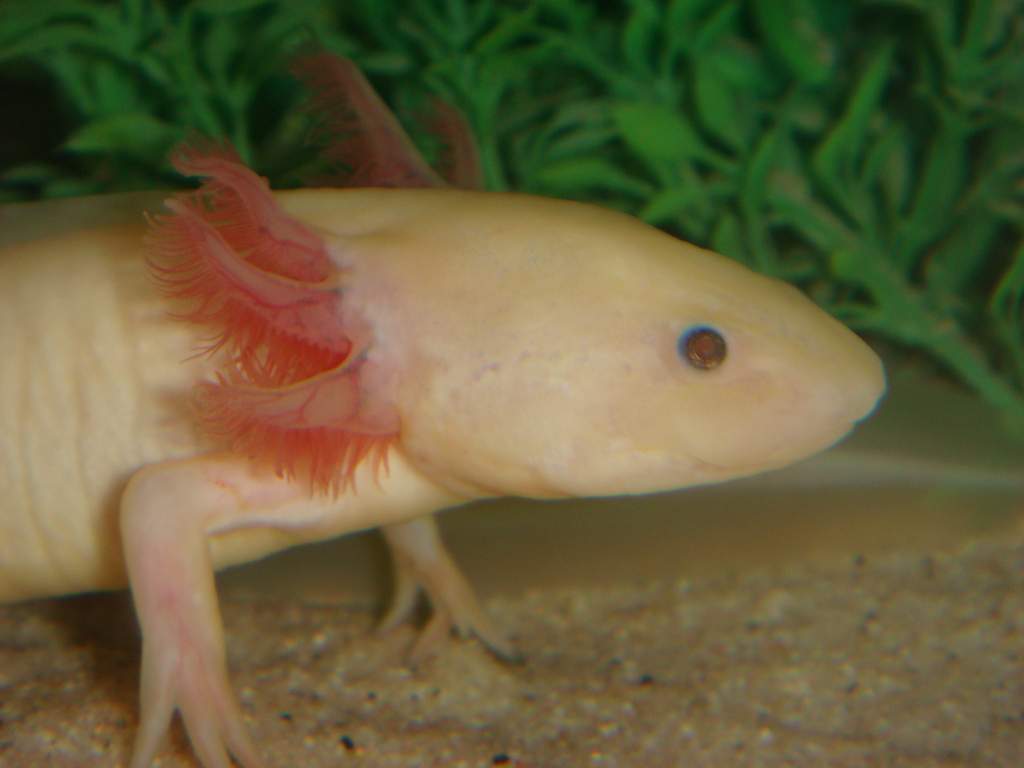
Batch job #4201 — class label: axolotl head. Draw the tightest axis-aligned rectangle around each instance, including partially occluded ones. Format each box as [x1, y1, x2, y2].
[326, 189, 886, 500]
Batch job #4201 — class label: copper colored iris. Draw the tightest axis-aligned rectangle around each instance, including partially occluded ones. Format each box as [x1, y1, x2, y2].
[680, 327, 726, 370]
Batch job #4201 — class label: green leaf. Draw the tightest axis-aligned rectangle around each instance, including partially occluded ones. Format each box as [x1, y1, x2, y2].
[812, 44, 893, 196]
[0, 1, 95, 52]
[64, 113, 179, 160]
[781, 89, 829, 134]
[893, 115, 971, 269]
[192, 0, 278, 14]
[751, 0, 836, 85]
[664, 0, 719, 59]
[690, 1, 741, 55]
[358, 51, 415, 76]
[989, 237, 1024, 388]
[532, 156, 651, 197]
[0, 163, 62, 185]
[769, 170, 855, 253]
[640, 187, 706, 227]
[961, 0, 1013, 59]
[705, 39, 777, 94]
[989, 238, 1024, 318]
[739, 128, 787, 273]
[40, 177, 109, 198]
[45, 48, 95, 115]
[740, 127, 782, 217]
[667, 0, 723, 25]
[693, 56, 747, 151]
[0, 23, 99, 63]
[925, 211, 1001, 296]
[203, 15, 242, 88]
[611, 101, 720, 176]
[475, 5, 537, 56]
[622, 0, 659, 77]
[710, 210, 746, 262]
[90, 59, 139, 115]
[860, 122, 911, 217]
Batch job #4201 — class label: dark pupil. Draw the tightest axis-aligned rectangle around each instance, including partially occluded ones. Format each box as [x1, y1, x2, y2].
[680, 327, 726, 370]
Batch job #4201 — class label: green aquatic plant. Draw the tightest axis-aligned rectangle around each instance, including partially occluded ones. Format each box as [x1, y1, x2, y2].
[1, 0, 1022, 432]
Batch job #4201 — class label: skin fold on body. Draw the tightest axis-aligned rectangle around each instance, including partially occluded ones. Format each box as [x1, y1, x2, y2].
[0, 55, 885, 768]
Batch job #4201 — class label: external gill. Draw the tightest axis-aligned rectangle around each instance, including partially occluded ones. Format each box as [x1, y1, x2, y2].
[148, 142, 399, 493]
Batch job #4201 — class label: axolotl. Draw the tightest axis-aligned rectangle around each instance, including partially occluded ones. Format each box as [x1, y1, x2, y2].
[0, 56, 884, 767]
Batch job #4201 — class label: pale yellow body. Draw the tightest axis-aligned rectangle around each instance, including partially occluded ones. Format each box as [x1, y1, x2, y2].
[0, 218, 458, 601]
[0, 188, 884, 768]
[2, 224, 199, 597]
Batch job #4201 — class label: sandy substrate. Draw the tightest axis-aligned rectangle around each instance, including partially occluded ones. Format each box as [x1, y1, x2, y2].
[2, 525, 1022, 768]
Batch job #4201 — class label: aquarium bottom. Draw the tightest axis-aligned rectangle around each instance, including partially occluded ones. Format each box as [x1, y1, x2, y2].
[1, 525, 1021, 767]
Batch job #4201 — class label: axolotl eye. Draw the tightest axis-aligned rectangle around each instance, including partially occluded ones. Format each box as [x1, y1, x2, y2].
[678, 325, 727, 370]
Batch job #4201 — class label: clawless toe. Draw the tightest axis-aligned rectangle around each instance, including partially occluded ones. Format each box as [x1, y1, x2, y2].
[130, 660, 263, 767]
[129, 627, 264, 768]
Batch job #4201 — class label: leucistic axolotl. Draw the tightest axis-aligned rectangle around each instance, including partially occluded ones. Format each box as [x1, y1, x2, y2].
[0, 55, 885, 768]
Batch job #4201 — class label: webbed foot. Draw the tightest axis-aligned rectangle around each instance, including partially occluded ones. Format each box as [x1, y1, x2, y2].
[380, 515, 521, 663]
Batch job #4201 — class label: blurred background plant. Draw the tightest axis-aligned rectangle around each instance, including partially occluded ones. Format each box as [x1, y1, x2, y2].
[2, 0, 1022, 434]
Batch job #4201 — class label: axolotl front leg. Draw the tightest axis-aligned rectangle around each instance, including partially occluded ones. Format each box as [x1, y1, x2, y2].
[122, 456, 272, 768]
[130, 137, 508, 765]
[121, 451, 461, 768]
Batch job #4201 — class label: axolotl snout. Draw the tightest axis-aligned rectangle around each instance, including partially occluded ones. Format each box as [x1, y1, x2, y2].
[0, 57, 884, 768]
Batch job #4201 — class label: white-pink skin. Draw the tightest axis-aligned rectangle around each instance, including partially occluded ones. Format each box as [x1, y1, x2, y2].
[1, 184, 883, 767]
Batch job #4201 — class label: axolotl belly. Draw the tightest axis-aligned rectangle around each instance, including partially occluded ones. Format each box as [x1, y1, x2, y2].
[0, 65, 884, 768]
